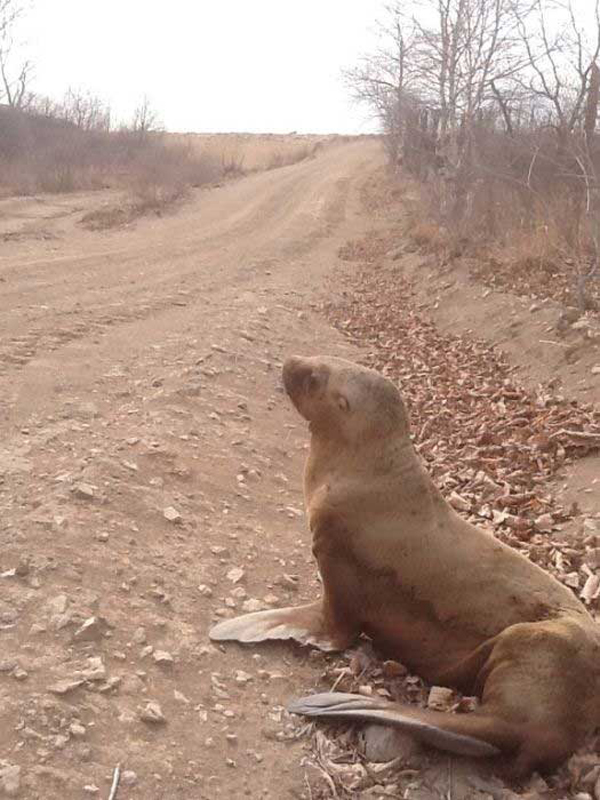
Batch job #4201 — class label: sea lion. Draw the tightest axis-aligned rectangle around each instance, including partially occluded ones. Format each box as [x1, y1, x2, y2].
[210, 355, 600, 776]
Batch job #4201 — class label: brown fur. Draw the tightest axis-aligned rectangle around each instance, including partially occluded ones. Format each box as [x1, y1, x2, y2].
[211, 355, 600, 775]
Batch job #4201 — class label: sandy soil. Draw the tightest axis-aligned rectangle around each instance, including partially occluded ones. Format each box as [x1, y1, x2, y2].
[0, 141, 381, 799]
[1, 140, 599, 799]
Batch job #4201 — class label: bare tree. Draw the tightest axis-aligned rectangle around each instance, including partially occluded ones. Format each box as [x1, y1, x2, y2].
[60, 87, 111, 131]
[345, 0, 532, 173]
[511, 0, 600, 145]
[131, 95, 163, 140]
[0, 0, 33, 108]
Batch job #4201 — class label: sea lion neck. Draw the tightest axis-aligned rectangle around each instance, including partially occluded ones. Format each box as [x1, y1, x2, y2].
[306, 425, 414, 480]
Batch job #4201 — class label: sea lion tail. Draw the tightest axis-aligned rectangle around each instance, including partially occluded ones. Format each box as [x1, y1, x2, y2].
[288, 692, 515, 758]
[209, 602, 343, 652]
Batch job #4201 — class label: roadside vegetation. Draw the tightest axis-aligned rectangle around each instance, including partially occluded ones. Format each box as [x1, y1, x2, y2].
[347, 0, 600, 312]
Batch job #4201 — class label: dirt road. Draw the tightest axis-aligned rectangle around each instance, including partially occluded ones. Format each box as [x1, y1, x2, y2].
[0, 141, 381, 798]
[3, 138, 599, 800]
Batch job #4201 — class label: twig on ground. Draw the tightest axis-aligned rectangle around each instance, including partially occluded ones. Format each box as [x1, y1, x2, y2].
[108, 764, 121, 800]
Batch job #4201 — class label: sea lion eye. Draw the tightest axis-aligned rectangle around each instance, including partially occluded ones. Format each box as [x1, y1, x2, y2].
[337, 395, 350, 412]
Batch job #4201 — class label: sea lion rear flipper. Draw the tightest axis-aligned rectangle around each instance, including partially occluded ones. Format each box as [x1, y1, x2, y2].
[288, 692, 506, 758]
[209, 602, 345, 652]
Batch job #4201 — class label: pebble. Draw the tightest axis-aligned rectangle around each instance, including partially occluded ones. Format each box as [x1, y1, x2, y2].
[153, 650, 174, 666]
[263, 594, 279, 606]
[30, 623, 46, 635]
[276, 573, 298, 591]
[226, 567, 245, 584]
[140, 701, 166, 724]
[121, 770, 138, 786]
[15, 557, 30, 577]
[53, 734, 69, 750]
[132, 626, 147, 644]
[74, 483, 95, 500]
[78, 656, 106, 681]
[360, 724, 420, 763]
[242, 598, 264, 613]
[73, 617, 105, 643]
[49, 679, 84, 695]
[592, 366, 600, 375]
[427, 686, 454, 710]
[163, 507, 182, 523]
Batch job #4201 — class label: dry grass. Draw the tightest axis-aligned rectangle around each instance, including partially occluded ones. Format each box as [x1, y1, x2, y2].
[391, 121, 600, 311]
[80, 146, 222, 230]
[396, 172, 600, 310]
[170, 132, 340, 172]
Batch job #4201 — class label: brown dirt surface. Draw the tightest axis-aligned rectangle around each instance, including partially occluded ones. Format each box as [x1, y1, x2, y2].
[1, 141, 600, 799]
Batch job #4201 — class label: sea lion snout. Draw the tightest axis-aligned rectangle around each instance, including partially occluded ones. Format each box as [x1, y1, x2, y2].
[282, 356, 310, 397]
[282, 356, 328, 403]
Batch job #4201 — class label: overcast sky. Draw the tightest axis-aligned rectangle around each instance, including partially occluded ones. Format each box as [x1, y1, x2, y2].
[23, 1, 387, 134]
[17, 0, 597, 135]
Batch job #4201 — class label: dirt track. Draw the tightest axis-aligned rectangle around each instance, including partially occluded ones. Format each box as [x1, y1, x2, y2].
[0, 141, 383, 799]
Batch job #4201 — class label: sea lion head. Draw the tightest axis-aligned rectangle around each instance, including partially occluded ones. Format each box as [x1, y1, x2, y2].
[282, 355, 409, 443]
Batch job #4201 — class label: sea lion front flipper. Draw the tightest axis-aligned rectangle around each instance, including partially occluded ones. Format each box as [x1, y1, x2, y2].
[209, 601, 347, 652]
[288, 692, 504, 758]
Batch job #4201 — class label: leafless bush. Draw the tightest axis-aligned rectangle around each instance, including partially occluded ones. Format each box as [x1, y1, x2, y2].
[127, 138, 220, 206]
[0, 105, 222, 207]
[220, 152, 246, 178]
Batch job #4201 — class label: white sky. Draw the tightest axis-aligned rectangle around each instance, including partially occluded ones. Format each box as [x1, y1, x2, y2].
[22, 0, 387, 134]
[16, 0, 597, 135]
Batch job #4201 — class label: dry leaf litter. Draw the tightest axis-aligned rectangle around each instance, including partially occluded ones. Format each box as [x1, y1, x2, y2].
[295, 261, 600, 799]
